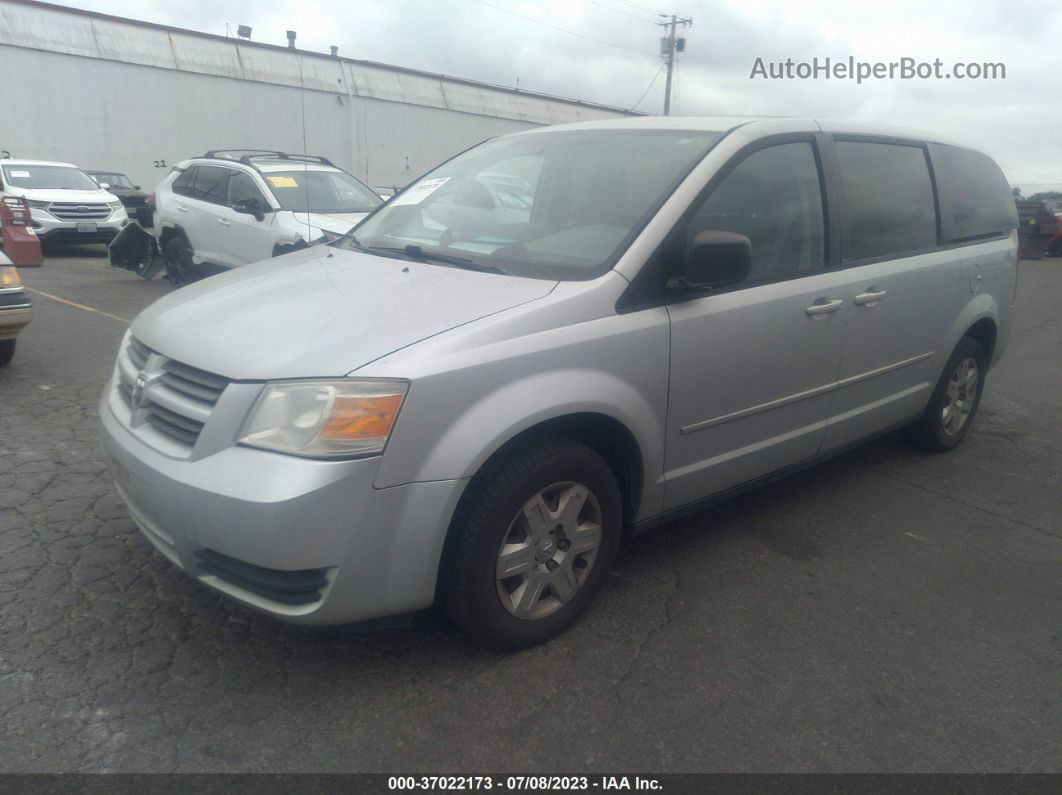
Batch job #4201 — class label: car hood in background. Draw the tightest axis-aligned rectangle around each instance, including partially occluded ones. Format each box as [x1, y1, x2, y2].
[291, 211, 372, 237]
[131, 245, 557, 380]
[6, 188, 118, 204]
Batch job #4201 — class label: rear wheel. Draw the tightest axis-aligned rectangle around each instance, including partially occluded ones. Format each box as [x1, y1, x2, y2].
[444, 436, 622, 649]
[908, 336, 987, 452]
[163, 235, 194, 285]
[0, 339, 15, 367]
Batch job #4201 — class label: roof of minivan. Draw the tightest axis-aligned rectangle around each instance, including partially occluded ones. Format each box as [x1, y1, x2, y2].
[0, 159, 81, 168]
[517, 115, 975, 149]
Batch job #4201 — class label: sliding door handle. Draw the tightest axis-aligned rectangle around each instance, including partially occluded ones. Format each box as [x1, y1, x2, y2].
[854, 288, 887, 306]
[806, 298, 844, 317]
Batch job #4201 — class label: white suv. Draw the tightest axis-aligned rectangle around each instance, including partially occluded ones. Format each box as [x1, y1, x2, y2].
[0, 159, 129, 246]
[153, 151, 382, 279]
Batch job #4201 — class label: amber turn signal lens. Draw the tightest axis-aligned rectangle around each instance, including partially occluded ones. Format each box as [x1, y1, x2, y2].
[321, 394, 404, 441]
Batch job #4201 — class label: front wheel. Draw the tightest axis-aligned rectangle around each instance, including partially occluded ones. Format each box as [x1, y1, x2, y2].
[908, 336, 987, 452]
[0, 339, 15, 367]
[444, 436, 622, 649]
[163, 235, 194, 285]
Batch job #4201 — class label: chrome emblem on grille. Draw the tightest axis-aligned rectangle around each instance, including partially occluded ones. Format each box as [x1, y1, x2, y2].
[75, 205, 90, 213]
[131, 372, 148, 409]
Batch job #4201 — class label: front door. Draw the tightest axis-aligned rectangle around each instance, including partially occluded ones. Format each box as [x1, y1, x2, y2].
[218, 169, 276, 266]
[664, 140, 847, 509]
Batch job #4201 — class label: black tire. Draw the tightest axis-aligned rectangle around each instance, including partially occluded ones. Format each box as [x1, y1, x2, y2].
[444, 436, 623, 649]
[163, 235, 194, 285]
[908, 336, 987, 452]
[0, 339, 14, 367]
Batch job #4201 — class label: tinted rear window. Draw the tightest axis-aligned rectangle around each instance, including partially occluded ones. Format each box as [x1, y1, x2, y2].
[933, 145, 1017, 242]
[836, 141, 937, 262]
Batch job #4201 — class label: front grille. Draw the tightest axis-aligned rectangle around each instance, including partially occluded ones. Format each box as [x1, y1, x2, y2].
[116, 336, 231, 450]
[127, 336, 151, 369]
[195, 549, 329, 606]
[48, 202, 111, 221]
[121, 195, 146, 208]
[144, 403, 204, 446]
[161, 360, 228, 405]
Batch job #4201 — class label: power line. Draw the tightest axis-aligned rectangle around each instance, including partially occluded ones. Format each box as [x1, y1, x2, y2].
[582, 0, 657, 24]
[610, 0, 671, 18]
[631, 66, 664, 110]
[468, 0, 655, 57]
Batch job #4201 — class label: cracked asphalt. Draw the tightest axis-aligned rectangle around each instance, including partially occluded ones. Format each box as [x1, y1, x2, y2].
[1, 246, 1059, 773]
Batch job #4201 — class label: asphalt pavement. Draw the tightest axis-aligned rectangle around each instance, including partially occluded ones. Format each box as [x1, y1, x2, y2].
[0, 245, 1059, 773]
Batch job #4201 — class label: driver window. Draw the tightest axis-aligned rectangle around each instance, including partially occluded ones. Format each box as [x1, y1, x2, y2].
[685, 142, 825, 283]
[228, 170, 266, 207]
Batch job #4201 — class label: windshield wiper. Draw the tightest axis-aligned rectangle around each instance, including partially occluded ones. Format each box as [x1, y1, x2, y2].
[401, 244, 505, 274]
[342, 239, 505, 274]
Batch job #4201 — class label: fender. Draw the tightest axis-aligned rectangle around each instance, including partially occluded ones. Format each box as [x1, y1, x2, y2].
[374, 368, 667, 523]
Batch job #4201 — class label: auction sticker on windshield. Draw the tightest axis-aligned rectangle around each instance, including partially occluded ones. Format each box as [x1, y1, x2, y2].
[389, 177, 449, 207]
[267, 176, 299, 188]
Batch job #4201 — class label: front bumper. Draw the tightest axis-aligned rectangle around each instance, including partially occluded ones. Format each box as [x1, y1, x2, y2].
[99, 383, 467, 625]
[0, 292, 32, 340]
[31, 209, 127, 244]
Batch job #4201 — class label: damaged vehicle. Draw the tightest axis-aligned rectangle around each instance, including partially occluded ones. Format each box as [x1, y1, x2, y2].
[122, 150, 381, 283]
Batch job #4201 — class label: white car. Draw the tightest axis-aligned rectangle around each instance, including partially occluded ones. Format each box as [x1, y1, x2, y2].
[0, 159, 129, 246]
[152, 151, 383, 279]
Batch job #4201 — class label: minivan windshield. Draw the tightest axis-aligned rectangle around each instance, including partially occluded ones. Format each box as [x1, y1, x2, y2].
[2, 165, 101, 191]
[349, 129, 723, 280]
[265, 170, 383, 214]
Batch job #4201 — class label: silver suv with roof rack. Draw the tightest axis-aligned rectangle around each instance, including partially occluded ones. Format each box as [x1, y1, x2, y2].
[152, 149, 382, 281]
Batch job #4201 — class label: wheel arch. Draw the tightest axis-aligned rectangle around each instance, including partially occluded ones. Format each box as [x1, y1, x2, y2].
[942, 294, 1000, 370]
[964, 316, 997, 362]
[433, 410, 647, 603]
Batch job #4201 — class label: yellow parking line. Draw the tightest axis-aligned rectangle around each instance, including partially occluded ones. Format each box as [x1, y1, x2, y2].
[25, 287, 131, 324]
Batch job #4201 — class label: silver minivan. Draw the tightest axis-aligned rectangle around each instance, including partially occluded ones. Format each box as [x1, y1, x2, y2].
[100, 117, 1019, 648]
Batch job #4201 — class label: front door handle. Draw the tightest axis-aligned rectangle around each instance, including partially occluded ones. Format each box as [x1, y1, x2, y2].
[217, 218, 231, 227]
[806, 298, 844, 317]
[854, 288, 887, 306]
[176, 205, 189, 213]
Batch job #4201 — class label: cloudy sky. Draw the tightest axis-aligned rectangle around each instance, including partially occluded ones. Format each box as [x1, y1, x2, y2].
[56, 0, 1062, 192]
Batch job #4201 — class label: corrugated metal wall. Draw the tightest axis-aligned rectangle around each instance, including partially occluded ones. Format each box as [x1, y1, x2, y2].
[0, 0, 638, 192]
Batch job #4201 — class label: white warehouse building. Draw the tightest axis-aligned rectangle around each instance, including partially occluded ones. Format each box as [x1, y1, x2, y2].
[0, 0, 640, 193]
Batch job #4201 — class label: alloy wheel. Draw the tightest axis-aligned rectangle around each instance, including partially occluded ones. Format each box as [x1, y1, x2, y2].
[942, 356, 979, 436]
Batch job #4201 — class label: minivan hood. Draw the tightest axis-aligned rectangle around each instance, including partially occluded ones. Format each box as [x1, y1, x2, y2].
[131, 245, 556, 380]
[291, 211, 370, 237]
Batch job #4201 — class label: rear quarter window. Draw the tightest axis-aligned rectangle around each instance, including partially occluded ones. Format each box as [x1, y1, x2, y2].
[933, 145, 1018, 242]
[836, 141, 938, 263]
[171, 167, 196, 197]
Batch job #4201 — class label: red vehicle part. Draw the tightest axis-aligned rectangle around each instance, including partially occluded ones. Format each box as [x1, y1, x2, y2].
[0, 196, 43, 267]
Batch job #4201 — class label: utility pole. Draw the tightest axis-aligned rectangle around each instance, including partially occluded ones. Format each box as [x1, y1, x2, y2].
[658, 14, 692, 115]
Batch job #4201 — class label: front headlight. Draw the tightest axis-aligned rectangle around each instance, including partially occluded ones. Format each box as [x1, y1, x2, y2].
[25, 199, 50, 210]
[239, 379, 408, 459]
[1, 265, 24, 290]
[108, 200, 124, 210]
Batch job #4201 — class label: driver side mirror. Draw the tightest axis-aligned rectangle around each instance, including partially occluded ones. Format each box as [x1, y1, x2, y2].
[232, 197, 266, 222]
[98, 182, 110, 189]
[134, 185, 141, 191]
[678, 230, 751, 290]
